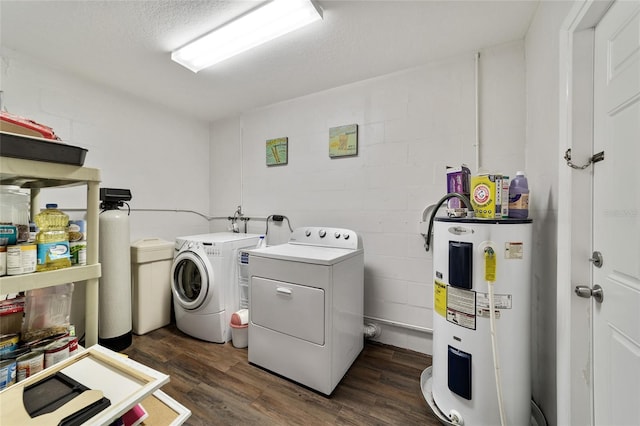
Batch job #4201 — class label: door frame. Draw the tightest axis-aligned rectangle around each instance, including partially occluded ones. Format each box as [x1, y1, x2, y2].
[557, 1, 613, 425]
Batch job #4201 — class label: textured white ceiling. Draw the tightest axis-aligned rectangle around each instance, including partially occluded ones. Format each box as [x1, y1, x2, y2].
[0, 1, 539, 122]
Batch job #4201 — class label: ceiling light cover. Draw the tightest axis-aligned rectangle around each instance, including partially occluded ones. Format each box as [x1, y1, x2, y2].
[171, 0, 323, 72]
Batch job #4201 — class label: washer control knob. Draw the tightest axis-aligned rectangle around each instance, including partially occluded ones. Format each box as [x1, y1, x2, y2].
[334, 232, 341, 239]
[305, 229, 311, 237]
[343, 233, 350, 240]
[319, 229, 326, 238]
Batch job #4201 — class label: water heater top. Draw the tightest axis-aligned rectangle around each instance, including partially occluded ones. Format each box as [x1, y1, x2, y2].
[434, 217, 532, 225]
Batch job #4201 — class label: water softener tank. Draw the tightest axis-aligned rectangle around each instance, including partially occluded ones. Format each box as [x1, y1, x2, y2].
[431, 217, 532, 425]
[98, 189, 133, 351]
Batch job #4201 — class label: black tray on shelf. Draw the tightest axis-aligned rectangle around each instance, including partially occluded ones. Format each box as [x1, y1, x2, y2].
[0, 131, 87, 166]
[23, 371, 111, 425]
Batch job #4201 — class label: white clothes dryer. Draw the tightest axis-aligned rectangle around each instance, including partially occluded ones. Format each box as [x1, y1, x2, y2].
[171, 232, 260, 343]
[248, 227, 364, 395]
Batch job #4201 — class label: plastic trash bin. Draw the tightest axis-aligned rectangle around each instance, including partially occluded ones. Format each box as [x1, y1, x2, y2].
[130, 238, 174, 335]
[230, 309, 249, 348]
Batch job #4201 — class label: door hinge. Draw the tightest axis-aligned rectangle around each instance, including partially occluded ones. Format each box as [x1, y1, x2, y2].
[564, 149, 605, 170]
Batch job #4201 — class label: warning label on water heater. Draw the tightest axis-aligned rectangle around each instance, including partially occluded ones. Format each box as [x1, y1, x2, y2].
[434, 280, 447, 318]
[446, 286, 476, 330]
[476, 292, 512, 310]
[476, 292, 512, 319]
[505, 242, 524, 259]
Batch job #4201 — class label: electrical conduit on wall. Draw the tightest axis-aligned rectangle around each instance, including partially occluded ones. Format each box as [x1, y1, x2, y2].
[363, 316, 433, 335]
[475, 51, 481, 173]
[375, 52, 483, 338]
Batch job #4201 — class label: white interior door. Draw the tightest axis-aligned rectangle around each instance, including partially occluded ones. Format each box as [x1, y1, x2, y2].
[593, 1, 640, 425]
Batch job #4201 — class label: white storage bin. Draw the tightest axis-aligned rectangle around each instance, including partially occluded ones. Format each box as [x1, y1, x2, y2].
[230, 309, 249, 348]
[130, 238, 174, 335]
[230, 324, 248, 348]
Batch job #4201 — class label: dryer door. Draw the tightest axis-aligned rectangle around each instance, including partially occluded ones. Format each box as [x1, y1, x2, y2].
[251, 276, 325, 345]
[171, 250, 211, 310]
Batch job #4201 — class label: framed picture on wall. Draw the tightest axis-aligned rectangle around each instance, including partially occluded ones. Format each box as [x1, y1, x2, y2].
[266, 137, 288, 166]
[329, 124, 358, 158]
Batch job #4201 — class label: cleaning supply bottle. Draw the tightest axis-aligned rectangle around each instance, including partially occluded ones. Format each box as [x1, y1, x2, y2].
[35, 203, 71, 271]
[508, 172, 529, 219]
[256, 235, 266, 249]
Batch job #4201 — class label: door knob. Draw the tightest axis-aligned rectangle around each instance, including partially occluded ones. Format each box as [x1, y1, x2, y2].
[575, 285, 592, 298]
[591, 284, 604, 303]
[574, 284, 604, 303]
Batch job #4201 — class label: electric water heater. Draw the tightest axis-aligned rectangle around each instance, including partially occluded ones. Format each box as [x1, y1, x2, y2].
[430, 217, 532, 425]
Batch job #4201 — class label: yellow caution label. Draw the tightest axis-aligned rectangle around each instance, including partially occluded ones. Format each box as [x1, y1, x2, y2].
[485, 250, 496, 282]
[434, 280, 447, 317]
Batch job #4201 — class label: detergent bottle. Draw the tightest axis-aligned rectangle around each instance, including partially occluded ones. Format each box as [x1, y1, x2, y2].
[508, 172, 529, 219]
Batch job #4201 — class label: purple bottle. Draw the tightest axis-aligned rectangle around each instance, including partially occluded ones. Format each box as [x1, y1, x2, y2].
[508, 171, 529, 218]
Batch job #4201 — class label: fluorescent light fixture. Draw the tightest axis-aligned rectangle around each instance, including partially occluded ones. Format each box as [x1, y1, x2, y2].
[171, 0, 322, 73]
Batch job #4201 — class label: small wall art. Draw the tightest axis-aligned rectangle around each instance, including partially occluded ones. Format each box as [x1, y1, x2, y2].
[329, 124, 358, 158]
[266, 137, 288, 166]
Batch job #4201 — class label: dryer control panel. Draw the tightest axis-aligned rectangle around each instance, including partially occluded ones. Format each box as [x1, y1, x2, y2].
[289, 227, 362, 250]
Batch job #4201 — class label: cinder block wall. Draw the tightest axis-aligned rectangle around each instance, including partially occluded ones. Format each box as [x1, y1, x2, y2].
[210, 41, 527, 354]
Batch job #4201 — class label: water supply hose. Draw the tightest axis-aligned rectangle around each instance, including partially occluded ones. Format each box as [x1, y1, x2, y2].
[422, 193, 474, 251]
[485, 246, 507, 426]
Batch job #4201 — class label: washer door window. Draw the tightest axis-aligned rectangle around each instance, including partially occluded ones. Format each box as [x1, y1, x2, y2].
[172, 250, 210, 310]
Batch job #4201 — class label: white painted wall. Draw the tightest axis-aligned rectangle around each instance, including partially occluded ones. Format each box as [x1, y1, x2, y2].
[1, 48, 211, 338]
[1, 48, 211, 241]
[210, 41, 527, 355]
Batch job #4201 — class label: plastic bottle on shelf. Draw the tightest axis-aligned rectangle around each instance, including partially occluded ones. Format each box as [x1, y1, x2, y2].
[255, 235, 267, 249]
[508, 171, 530, 219]
[35, 203, 71, 271]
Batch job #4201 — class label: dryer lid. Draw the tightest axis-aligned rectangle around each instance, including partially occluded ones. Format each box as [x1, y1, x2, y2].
[249, 243, 361, 265]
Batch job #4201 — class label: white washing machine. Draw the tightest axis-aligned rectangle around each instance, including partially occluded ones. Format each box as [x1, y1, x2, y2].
[171, 232, 260, 343]
[248, 227, 364, 395]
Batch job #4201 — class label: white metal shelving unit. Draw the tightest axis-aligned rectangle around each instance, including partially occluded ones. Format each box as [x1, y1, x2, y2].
[0, 155, 101, 346]
[1, 142, 191, 424]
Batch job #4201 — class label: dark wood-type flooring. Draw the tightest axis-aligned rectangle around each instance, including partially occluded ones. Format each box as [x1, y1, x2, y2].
[123, 324, 441, 425]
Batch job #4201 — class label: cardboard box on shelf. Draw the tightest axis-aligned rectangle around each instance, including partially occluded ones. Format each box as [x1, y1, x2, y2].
[471, 174, 503, 218]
